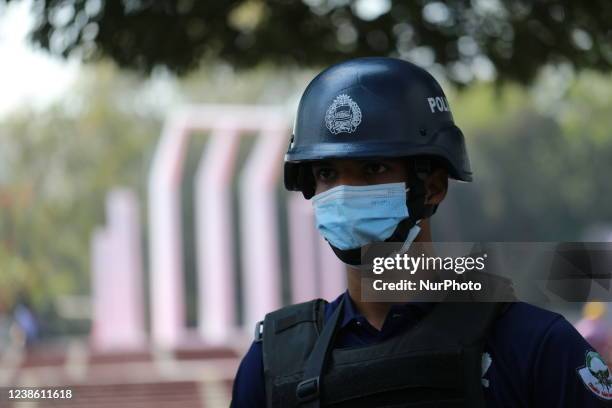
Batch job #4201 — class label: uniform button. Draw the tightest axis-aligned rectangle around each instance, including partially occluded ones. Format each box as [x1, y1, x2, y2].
[356, 321, 362, 326]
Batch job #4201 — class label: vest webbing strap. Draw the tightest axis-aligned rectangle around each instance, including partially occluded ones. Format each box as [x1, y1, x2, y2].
[296, 297, 345, 407]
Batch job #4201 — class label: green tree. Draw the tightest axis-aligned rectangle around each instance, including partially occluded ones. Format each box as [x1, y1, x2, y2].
[5, 0, 612, 85]
[0, 63, 161, 334]
[433, 71, 612, 241]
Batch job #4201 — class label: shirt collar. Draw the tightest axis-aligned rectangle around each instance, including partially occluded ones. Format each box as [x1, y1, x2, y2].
[335, 289, 435, 329]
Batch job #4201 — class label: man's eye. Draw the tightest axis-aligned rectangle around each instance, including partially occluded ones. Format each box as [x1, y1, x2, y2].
[364, 163, 388, 174]
[315, 168, 336, 181]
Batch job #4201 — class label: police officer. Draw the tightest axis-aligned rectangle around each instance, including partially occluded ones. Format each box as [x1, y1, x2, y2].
[232, 57, 611, 407]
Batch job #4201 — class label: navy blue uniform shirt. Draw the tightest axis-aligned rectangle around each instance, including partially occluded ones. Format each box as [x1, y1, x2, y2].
[232, 291, 611, 406]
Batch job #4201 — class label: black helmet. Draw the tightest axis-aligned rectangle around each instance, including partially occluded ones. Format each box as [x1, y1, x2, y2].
[284, 57, 472, 199]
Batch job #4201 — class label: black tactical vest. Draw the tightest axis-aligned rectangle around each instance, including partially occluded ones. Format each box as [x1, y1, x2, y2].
[257, 299, 506, 407]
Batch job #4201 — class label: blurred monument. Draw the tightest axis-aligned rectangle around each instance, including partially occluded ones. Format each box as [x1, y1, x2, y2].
[90, 105, 344, 352]
[91, 188, 146, 351]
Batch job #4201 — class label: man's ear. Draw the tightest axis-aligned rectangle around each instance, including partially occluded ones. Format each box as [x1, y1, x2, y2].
[424, 168, 448, 205]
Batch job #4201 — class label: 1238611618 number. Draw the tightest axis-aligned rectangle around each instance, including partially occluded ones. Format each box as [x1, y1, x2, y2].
[5, 388, 73, 401]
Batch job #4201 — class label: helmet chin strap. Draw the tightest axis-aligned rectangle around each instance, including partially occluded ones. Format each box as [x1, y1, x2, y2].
[328, 178, 434, 266]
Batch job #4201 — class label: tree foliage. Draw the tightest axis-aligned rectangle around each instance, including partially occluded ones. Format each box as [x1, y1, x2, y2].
[434, 73, 612, 241]
[0, 64, 161, 334]
[5, 0, 612, 85]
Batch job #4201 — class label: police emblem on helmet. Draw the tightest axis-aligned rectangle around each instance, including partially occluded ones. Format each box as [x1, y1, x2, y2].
[325, 94, 362, 135]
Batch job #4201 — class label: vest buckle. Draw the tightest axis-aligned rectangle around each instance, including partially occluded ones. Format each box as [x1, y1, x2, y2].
[254, 320, 264, 342]
[296, 376, 320, 403]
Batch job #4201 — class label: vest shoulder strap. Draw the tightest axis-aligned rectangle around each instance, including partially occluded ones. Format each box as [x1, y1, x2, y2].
[260, 299, 327, 404]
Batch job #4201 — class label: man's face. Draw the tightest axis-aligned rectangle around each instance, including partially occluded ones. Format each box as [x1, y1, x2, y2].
[311, 158, 409, 195]
[310, 158, 449, 206]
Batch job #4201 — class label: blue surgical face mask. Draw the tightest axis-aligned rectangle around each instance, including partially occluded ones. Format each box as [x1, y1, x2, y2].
[312, 182, 416, 251]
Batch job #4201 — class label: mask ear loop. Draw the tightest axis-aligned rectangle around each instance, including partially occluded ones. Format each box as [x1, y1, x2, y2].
[398, 221, 421, 254]
[389, 179, 426, 257]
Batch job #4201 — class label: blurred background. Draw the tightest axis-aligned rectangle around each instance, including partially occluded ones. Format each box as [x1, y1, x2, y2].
[0, 0, 611, 406]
